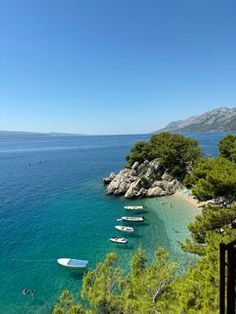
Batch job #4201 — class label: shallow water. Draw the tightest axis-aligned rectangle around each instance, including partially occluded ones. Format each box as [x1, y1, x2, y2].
[0, 132, 232, 313]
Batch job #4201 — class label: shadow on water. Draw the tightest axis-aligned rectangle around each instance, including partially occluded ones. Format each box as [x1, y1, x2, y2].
[123, 210, 148, 215]
[70, 270, 86, 280]
[115, 245, 134, 251]
[135, 222, 150, 228]
[121, 221, 149, 227]
[126, 233, 142, 239]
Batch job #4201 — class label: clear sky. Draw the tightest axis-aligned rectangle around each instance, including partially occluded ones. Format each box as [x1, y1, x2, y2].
[0, 0, 235, 134]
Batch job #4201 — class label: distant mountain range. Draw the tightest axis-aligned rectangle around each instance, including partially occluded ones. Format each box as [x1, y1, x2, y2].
[156, 107, 236, 132]
[2, 107, 236, 136]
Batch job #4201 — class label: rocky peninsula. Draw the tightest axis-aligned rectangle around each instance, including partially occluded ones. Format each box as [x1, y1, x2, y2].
[103, 159, 183, 199]
[102, 132, 202, 199]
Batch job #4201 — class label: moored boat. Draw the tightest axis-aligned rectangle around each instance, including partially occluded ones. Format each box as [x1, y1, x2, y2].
[115, 225, 135, 232]
[110, 236, 128, 244]
[57, 258, 88, 269]
[124, 205, 144, 210]
[121, 216, 144, 222]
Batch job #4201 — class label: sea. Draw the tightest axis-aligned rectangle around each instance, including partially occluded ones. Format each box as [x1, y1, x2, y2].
[0, 132, 233, 313]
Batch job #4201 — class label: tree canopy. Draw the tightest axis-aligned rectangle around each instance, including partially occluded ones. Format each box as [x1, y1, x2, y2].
[126, 132, 201, 178]
[218, 134, 236, 162]
[188, 157, 236, 201]
[54, 248, 177, 314]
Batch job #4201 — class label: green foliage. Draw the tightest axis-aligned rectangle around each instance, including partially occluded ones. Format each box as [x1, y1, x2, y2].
[218, 134, 236, 162]
[120, 247, 177, 313]
[168, 232, 227, 314]
[189, 204, 236, 243]
[181, 202, 236, 253]
[81, 252, 123, 314]
[139, 175, 148, 184]
[172, 188, 236, 314]
[53, 290, 86, 314]
[177, 228, 236, 314]
[149, 133, 201, 169]
[186, 134, 236, 201]
[183, 173, 195, 187]
[125, 141, 151, 167]
[187, 157, 236, 201]
[126, 132, 201, 178]
[54, 248, 177, 314]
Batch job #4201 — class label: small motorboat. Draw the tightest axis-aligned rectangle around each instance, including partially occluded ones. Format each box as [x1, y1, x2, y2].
[124, 205, 144, 210]
[57, 258, 88, 269]
[121, 216, 144, 222]
[110, 236, 128, 244]
[115, 225, 135, 232]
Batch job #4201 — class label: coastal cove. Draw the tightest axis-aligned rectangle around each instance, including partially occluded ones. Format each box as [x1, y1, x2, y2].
[0, 132, 233, 313]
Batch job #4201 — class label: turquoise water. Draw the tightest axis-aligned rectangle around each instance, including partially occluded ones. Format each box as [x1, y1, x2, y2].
[0, 132, 231, 313]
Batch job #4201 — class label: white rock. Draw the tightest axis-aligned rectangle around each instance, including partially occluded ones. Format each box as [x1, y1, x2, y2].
[161, 171, 173, 182]
[106, 169, 137, 195]
[124, 179, 142, 199]
[146, 186, 167, 197]
[132, 161, 139, 170]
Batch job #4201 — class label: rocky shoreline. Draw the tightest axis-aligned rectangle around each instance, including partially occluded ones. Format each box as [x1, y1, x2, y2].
[103, 159, 183, 199]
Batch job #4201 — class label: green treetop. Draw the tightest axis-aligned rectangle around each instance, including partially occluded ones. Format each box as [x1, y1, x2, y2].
[218, 134, 236, 162]
[126, 132, 201, 178]
[185, 157, 236, 201]
[54, 248, 177, 314]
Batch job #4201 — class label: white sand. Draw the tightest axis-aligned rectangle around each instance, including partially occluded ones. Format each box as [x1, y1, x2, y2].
[174, 189, 207, 208]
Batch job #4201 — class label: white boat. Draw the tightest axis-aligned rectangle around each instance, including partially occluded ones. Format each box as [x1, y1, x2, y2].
[115, 225, 135, 232]
[124, 206, 144, 210]
[110, 236, 128, 244]
[121, 216, 144, 222]
[57, 258, 88, 269]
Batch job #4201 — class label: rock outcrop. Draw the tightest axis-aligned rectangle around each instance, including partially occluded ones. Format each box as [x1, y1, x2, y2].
[103, 159, 183, 199]
[102, 172, 116, 184]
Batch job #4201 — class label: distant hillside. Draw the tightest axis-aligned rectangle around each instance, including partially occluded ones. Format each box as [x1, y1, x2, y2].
[156, 107, 236, 132]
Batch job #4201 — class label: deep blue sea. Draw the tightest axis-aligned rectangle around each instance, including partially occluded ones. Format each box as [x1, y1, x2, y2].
[0, 132, 233, 313]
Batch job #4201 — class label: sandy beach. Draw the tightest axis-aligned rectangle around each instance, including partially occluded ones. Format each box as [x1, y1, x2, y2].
[174, 189, 206, 208]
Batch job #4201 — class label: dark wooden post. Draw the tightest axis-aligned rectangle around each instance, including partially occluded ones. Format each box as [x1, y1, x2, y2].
[220, 242, 226, 314]
[226, 246, 236, 314]
[220, 240, 236, 313]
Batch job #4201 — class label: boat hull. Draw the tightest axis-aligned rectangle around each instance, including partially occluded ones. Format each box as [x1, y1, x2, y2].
[57, 258, 88, 269]
[122, 216, 144, 222]
[110, 237, 128, 244]
[124, 206, 144, 210]
[115, 225, 135, 232]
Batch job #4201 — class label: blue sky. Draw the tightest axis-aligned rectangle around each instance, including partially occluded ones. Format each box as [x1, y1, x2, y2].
[0, 0, 235, 134]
